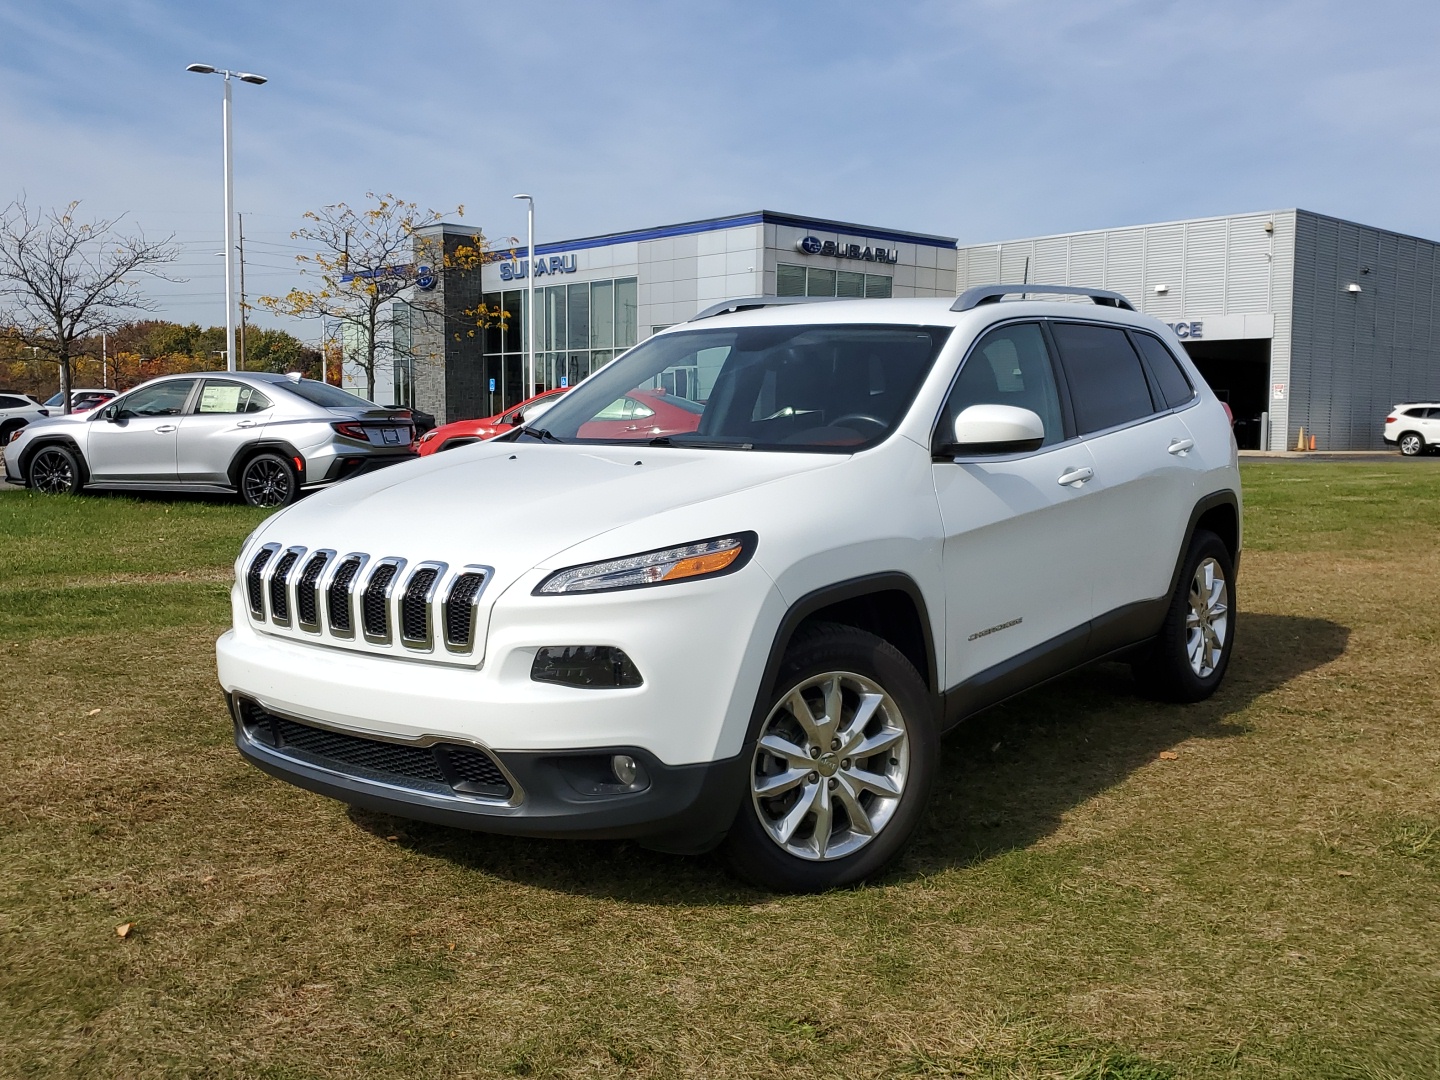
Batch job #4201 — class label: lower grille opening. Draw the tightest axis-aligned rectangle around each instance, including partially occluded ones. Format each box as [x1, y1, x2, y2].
[237, 698, 512, 801]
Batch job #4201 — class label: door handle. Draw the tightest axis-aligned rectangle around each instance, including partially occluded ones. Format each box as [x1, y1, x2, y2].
[236, 420, 258, 428]
[155, 424, 178, 434]
[1057, 466, 1094, 487]
[1168, 438, 1195, 455]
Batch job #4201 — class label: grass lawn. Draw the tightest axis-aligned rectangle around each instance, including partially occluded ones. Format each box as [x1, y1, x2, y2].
[1, 464, 1437, 1079]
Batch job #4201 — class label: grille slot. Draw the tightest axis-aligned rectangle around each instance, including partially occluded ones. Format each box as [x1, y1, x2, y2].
[246, 547, 275, 616]
[296, 552, 329, 628]
[445, 572, 487, 647]
[269, 550, 301, 622]
[328, 557, 362, 633]
[402, 568, 439, 642]
[236, 699, 513, 801]
[363, 562, 400, 639]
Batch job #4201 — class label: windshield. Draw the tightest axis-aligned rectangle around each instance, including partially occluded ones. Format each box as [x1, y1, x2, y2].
[524, 323, 951, 451]
[279, 379, 378, 408]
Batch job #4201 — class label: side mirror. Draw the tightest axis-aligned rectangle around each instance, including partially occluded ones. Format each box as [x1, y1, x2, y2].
[102, 404, 120, 422]
[945, 404, 1045, 456]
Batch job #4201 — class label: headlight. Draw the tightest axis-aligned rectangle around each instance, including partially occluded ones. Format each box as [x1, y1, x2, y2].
[534, 533, 756, 595]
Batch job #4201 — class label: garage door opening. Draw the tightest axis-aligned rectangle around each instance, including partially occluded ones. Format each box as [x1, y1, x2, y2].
[1182, 339, 1272, 450]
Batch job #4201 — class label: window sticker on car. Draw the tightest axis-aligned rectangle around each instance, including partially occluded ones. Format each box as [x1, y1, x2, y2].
[200, 385, 243, 413]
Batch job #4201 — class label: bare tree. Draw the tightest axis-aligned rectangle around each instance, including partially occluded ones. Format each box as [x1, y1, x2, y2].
[259, 192, 500, 400]
[0, 198, 179, 413]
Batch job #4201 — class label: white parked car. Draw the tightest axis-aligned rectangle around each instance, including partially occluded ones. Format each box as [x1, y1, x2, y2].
[1383, 402, 1440, 456]
[217, 286, 1242, 891]
[0, 392, 49, 447]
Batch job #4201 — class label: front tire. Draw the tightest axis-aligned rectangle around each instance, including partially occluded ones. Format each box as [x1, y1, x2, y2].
[1132, 529, 1235, 702]
[27, 444, 84, 496]
[239, 452, 298, 508]
[1398, 432, 1424, 456]
[723, 622, 937, 892]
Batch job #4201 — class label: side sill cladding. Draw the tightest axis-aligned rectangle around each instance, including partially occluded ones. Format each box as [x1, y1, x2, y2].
[749, 573, 942, 741]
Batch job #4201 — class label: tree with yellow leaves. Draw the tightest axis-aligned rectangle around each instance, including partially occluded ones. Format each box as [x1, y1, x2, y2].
[259, 192, 501, 401]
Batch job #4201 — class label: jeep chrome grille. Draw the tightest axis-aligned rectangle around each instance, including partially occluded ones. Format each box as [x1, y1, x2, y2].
[242, 544, 492, 660]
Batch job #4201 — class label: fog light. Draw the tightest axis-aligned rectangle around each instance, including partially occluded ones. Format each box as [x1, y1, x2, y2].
[611, 754, 638, 787]
[531, 646, 643, 688]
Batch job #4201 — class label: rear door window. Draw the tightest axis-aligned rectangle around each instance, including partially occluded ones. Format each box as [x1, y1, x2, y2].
[196, 380, 273, 414]
[1050, 322, 1158, 434]
[1131, 332, 1196, 409]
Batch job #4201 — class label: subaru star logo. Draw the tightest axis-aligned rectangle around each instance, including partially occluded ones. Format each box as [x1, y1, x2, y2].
[797, 236, 823, 255]
[415, 265, 437, 291]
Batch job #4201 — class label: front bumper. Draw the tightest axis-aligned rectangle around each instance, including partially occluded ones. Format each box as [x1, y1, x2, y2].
[230, 693, 747, 853]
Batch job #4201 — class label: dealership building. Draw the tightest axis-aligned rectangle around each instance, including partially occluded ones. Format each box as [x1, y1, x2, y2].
[352, 207, 1440, 450]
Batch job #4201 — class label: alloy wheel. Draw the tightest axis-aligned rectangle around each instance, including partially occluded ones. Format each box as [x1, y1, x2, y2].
[749, 670, 910, 861]
[244, 458, 293, 507]
[1186, 557, 1229, 677]
[32, 449, 75, 494]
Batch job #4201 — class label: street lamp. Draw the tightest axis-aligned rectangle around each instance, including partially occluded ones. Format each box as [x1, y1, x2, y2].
[187, 62, 267, 373]
[513, 193, 535, 399]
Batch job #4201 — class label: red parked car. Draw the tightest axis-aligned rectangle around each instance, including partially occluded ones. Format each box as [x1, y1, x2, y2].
[416, 387, 570, 456]
[417, 387, 703, 454]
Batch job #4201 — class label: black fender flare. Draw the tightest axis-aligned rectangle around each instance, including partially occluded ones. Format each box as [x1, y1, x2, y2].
[18, 434, 89, 486]
[747, 572, 941, 740]
[228, 439, 307, 489]
[1166, 489, 1242, 599]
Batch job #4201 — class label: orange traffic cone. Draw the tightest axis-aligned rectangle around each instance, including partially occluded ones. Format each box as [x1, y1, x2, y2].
[1309, 434, 1317, 451]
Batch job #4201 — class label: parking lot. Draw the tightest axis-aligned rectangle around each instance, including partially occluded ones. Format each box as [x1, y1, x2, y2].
[1, 461, 1437, 1078]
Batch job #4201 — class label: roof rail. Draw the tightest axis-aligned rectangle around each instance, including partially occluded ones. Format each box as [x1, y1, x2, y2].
[688, 296, 839, 322]
[951, 284, 1136, 312]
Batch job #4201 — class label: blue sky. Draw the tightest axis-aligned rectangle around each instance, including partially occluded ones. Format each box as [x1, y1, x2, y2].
[3, 0, 1439, 338]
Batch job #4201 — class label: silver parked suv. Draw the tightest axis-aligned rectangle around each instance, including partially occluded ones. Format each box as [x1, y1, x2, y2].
[5, 372, 416, 507]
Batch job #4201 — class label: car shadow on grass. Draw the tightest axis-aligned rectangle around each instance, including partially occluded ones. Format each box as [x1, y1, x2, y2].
[348, 612, 1349, 902]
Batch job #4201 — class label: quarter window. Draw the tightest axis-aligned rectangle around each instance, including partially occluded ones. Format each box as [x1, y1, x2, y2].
[1050, 323, 1157, 434]
[940, 323, 1066, 448]
[1132, 332, 1195, 409]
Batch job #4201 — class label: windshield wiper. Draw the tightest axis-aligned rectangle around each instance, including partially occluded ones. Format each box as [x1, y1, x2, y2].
[647, 435, 753, 449]
[518, 427, 564, 443]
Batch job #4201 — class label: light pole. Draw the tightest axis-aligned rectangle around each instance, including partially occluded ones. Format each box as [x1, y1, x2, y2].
[187, 63, 267, 372]
[513, 194, 535, 399]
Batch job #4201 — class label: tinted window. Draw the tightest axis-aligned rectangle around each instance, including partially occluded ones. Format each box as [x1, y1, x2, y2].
[196, 380, 273, 414]
[940, 322, 1065, 447]
[1050, 323, 1157, 434]
[118, 380, 196, 417]
[1132, 332, 1195, 409]
[279, 379, 375, 408]
[0, 395, 27, 409]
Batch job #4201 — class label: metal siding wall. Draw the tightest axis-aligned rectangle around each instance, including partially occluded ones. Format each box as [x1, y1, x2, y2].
[1103, 230, 1146, 304]
[1267, 212, 1297, 449]
[1001, 243, 1034, 283]
[1182, 220, 1227, 317]
[1141, 226, 1185, 322]
[1070, 233, 1105, 287]
[1033, 237, 1069, 284]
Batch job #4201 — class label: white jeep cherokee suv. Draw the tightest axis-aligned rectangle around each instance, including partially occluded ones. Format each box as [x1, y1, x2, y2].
[217, 285, 1241, 892]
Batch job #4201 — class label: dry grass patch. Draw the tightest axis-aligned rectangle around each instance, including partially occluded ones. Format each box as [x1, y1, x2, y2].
[1, 466, 1438, 1078]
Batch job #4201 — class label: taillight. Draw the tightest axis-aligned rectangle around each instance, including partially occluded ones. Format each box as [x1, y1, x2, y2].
[1221, 402, 1234, 426]
[333, 422, 368, 440]
[1385, 417, 1397, 424]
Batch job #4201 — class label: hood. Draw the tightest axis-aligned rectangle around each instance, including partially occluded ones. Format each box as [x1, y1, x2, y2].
[253, 440, 842, 588]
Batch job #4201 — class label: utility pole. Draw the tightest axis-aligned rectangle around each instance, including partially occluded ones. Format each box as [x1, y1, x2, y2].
[237, 212, 248, 370]
[101, 332, 108, 389]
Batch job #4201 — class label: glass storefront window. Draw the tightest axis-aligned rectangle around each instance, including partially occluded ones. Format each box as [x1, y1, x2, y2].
[776, 262, 893, 300]
[776, 264, 806, 297]
[806, 267, 836, 297]
[836, 270, 865, 298]
[567, 283, 590, 351]
[616, 278, 637, 348]
[590, 280, 614, 348]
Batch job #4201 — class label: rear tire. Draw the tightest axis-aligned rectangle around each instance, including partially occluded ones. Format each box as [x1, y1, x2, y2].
[1132, 529, 1235, 702]
[27, 444, 84, 496]
[239, 452, 298, 508]
[723, 622, 937, 892]
[1398, 432, 1424, 456]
